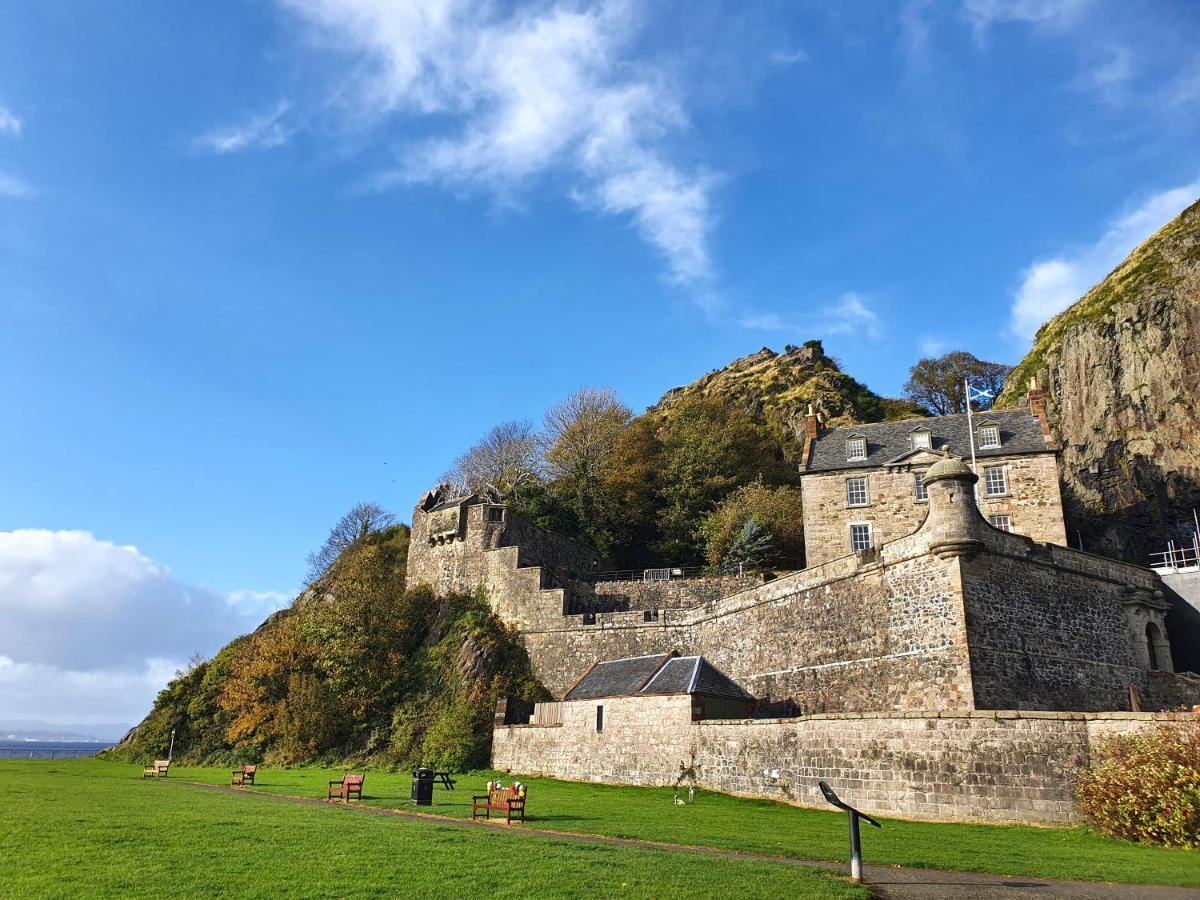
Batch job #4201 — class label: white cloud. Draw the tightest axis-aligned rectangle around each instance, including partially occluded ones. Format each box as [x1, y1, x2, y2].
[0, 529, 288, 725]
[0, 172, 31, 197]
[193, 101, 293, 154]
[768, 48, 809, 66]
[919, 335, 949, 357]
[278, 0, 715, 284]
[0, 106, 20, 136]
[1010, 179, 1200, 340]
[737, 292, 883, 340]
[962, 0, 1090, 42]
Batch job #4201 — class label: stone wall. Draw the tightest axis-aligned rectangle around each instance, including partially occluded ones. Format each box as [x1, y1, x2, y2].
[521, 529, 976, 712]
[577, 574, 763, 613]
[493, 703, 1197, 825]
[800, 451, 1067, 567]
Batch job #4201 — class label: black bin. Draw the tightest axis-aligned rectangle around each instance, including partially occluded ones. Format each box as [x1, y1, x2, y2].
[412, 768, 434, 806]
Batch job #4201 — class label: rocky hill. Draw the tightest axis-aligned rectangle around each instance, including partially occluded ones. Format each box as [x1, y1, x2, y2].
[651, 342, 925, 453]
[997, 198, 1200, 561]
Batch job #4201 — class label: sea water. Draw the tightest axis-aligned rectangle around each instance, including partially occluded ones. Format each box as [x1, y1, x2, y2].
[0, 741, 111, 759]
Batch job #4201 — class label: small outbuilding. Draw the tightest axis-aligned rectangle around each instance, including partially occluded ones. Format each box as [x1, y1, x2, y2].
[563, 652, 756, 721]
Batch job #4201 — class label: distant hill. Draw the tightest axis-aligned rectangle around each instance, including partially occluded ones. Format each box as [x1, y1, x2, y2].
[997, 197, 1200, 560]
[0, 720, 128, 743]
[650, 342, 926, 455]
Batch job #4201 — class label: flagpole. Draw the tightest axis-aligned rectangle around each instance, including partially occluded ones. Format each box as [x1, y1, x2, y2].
[964, 378, 978, 475]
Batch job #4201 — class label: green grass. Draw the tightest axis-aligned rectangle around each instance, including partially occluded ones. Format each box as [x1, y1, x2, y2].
[165, 760, 1200, 887]
[0, 760, 862, 899]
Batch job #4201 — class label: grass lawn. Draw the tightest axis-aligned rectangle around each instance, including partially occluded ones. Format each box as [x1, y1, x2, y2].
[0, 760, 862, 899]
[165, 760, 1200, 888]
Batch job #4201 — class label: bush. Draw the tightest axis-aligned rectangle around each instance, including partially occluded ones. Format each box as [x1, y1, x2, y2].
[1076, 722, 1200, 848]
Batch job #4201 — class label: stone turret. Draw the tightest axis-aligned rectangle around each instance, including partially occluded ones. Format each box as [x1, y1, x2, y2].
[922, 448, 987, 559]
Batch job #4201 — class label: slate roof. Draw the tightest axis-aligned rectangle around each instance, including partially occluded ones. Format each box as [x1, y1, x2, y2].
[805, 410, 1051, 474]
[564, 654, 672, 700]
[642, 656, 757, 701]
[564, 653, 755, 701]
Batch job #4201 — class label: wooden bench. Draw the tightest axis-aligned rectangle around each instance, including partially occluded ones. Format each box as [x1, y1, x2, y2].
[232, 764, 257, 786]
[471, 784, 526, 824]
[142, 760, 170, 779]
[432, 771, 456, 790]
[328, 773, 365, 802]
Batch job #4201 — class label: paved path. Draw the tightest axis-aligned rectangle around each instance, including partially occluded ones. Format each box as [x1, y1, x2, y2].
[177, 781, 1199, 900]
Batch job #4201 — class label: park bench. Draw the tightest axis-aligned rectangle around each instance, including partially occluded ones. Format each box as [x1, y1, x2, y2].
[328, 773, 365, 802]
[142, 760, 170, 779]
[232, 764, 257, 786]
[471, 784, 526, 824]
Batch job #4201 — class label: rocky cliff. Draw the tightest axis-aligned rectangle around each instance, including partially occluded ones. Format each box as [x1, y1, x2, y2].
[997, 198, 1200, 562]
[651, 342, 925, 453]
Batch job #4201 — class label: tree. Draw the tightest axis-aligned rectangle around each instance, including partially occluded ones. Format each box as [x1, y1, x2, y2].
[654, 397, 794, 565]
[542, 387, 631, 481]
[701, 479, 805, 570]
[903, 351, 1013, 415]
[721, 516, 777, 574]
[305, 502, 397, 583]
[446, 421, 542, 502]
[542, 387, 632, 557]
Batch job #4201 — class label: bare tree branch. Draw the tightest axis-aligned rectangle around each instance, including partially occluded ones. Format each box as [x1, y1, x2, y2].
[445, 421, 542, 502]
[305, 501, 397, 584]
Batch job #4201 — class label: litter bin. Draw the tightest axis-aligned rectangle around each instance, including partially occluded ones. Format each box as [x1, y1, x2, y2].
[412, 767, 434, 806]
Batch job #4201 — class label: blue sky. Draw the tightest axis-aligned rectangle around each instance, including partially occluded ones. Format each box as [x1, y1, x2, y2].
[2, 0, 1198, 726]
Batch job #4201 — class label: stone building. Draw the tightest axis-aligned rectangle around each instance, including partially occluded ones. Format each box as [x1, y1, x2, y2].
[405, 398, 1200, 825]
[798, 390, 1067, 566]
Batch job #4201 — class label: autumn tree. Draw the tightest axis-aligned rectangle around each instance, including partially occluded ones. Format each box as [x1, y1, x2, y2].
[447, 421, 542, 501]
[902, 351, 1013, 415]
[701, 479, 805, 571]
[542, 387, 632, 557]
[654, 398, 794, 565]
[305, 501, 397, 583]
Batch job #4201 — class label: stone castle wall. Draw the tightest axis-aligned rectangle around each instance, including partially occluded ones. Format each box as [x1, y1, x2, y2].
[492, 702, 1195, 825]
[801, 452, 1067, 567]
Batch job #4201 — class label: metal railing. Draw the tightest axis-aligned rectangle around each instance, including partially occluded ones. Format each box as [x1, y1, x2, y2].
[580, 566, 709, 583]
[1149, 542, 1200, 573]
[0, 747, 106, 759]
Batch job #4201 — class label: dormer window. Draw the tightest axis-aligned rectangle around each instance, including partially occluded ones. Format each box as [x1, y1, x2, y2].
[847, 436, 867, 461]
[978, 424, 1001, 450]
[910, 428, 932, 451]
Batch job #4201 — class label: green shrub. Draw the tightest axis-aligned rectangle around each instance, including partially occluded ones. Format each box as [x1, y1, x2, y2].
[1076, 722, 1200, 848]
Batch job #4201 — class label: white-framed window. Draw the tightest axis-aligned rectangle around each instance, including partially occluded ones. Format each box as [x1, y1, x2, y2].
[846, 476, 869, 507]
[847, 436, 867, 461]
[989, 514, 1012, 532]
[983, 465, 1008, 496]
[913, 473, 928, 502]
[979, 425, 1001, 450]
[850, 523, 873, 552]
[910, 429, 931, 450]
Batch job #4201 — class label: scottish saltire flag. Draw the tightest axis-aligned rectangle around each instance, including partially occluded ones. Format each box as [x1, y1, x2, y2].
[968, 385, 994, 405]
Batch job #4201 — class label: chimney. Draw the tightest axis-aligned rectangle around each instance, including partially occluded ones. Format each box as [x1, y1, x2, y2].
[1026, 376, 1056, 444]
[804, 404, 820, 440]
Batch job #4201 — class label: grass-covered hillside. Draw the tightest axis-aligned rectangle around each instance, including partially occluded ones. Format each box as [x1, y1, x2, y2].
[111, 525, 547, 769]
[653, 342, 926, 444]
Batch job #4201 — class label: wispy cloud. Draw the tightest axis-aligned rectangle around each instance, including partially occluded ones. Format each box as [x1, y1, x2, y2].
[193, 100, 293, 154]
[0, 106, 20, 136]
[918, 335, 949, 357]
[962, 0, 1091, 43]
[278, 0, 716, 285]
[0, 172, 31, 198]
[768, 48, 809, 66]
[737, 292, 883, 340]
[1009, 179, 1200, 340]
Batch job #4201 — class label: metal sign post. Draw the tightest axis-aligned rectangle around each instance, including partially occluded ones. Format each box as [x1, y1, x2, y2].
[819, 780, 882, 883]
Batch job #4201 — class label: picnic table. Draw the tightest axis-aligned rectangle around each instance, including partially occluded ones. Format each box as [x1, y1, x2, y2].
[432, 771, 456, 790]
